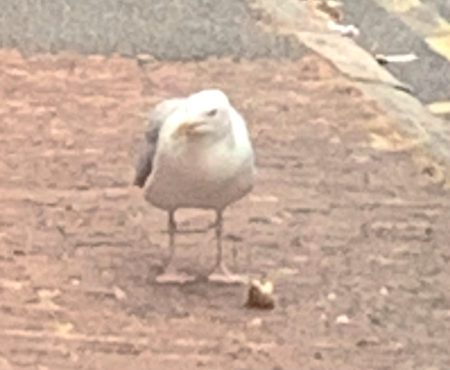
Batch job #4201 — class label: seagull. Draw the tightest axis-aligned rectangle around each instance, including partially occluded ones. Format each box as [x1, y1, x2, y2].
[134, 89, 255, 283]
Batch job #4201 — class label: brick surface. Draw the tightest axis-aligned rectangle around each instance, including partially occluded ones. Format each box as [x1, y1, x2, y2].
[0, 50, 449, 369]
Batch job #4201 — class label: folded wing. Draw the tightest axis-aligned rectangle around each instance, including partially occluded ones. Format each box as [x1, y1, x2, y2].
[133, 98, 184, 187]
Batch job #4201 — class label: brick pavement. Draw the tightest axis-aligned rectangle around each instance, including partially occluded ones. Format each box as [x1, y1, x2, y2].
[0, 50, 449, 369]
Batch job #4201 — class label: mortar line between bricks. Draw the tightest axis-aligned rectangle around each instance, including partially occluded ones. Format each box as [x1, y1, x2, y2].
[0, 187, 131, 201]
[1, 328, 151, 345]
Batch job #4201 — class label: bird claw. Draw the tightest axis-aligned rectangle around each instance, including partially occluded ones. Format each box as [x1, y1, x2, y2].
[156, 271, 196, 284]
[208, 273, 247, 284]
[208, 264, 247, 284]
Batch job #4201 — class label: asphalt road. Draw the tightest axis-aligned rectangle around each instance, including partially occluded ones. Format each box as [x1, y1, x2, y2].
[0, 0, 305, 60]
[427, 0, 450, 19]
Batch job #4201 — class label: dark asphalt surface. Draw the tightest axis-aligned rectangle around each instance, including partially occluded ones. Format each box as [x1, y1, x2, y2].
[428, 0, 450, 20]
[0, 0, 305, 60]
[342, 0, 450, 104]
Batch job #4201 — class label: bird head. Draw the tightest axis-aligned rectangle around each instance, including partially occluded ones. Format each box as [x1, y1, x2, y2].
[172, 89, 231, 139]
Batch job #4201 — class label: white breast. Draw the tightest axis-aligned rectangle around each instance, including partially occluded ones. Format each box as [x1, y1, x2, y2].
[145, 107, 255, 211]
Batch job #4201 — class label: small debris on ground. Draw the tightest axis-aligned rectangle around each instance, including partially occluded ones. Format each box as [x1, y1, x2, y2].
[248, 317, 263, 327]
[327, 20, 360, 37]
[375, 53, 418, 65]
[313, 0, 343, 22]
[245, 279, 275, 309]
[379, 286, 389, 296]
[311, 0, 360, 37]
[113, 286, 127, 301]
[335, 314, 350, 324]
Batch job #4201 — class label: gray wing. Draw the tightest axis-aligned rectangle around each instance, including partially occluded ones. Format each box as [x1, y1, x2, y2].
[133, 98, 184, 187]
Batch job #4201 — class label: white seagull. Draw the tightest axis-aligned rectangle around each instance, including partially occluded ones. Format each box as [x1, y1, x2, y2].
[134, 89, 255, 283]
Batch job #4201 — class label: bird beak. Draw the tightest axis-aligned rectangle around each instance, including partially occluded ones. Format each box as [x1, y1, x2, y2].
[173, 121, 207, 138]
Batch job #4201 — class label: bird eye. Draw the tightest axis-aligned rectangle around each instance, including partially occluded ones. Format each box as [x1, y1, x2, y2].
[206, 109, 218, 117]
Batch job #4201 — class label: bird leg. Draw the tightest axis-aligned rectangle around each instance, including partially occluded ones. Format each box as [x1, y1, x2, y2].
[208, 210, 247, 284]
[156, 211, 196, 284]
[165, 210, 177, 267]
